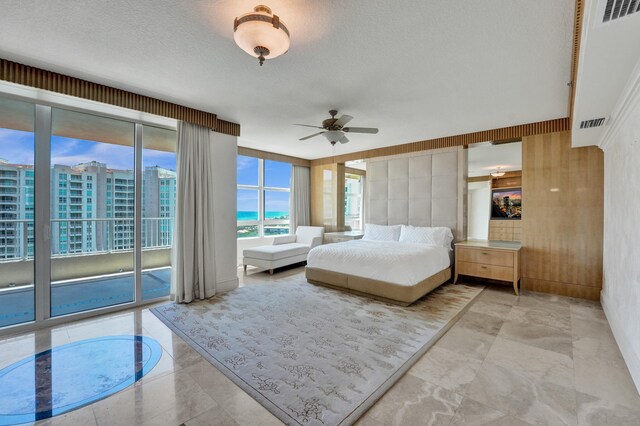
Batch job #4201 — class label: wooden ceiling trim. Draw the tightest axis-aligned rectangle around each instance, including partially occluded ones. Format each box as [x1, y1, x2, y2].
[310, 117, 569, 166]
[0, 58, 240, 136]
[238, 146, 310, 167]
[569, 0, 584, 128]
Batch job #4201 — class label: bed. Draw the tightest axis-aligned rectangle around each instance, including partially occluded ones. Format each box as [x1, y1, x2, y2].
[305, 224, 454, 305]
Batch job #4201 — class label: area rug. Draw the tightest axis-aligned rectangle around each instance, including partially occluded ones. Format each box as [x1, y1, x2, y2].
[151, 279, 483, 426]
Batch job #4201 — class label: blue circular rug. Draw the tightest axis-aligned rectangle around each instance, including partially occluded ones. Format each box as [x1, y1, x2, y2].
[0, 335, 162, 425]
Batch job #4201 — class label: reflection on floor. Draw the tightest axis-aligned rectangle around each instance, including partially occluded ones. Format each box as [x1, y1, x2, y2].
[0, 266, 638, 425]
[0, 268, 171, 327]
[0, 335, 162, 424]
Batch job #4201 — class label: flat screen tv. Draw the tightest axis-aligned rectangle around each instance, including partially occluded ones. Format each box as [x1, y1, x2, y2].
[491, 188, 522, 220]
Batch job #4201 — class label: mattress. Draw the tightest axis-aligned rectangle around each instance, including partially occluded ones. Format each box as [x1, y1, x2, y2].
[306, 240, 451, 286]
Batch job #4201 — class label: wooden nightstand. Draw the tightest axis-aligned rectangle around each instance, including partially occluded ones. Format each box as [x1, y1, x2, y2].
[453, 240, 522, 295]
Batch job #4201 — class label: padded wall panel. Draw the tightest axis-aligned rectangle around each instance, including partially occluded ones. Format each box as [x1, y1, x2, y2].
[365, 148, 465, 241]
[409, 155, 431, 177]
[367, 161, 388, 181]
[388, 158, 409, 179]
[368, 179, 388, 200]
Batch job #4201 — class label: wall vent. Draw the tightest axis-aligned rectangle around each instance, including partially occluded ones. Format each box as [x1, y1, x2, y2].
[579, 118, 607, 129]
[602, 0, 639, 23]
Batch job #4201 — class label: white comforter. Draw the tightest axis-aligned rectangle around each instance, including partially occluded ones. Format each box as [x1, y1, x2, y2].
[307, 240, 451, 286]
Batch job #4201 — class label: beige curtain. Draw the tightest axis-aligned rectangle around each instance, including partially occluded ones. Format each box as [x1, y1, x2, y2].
[171, 121, 217, 303]
[289, 165, 310, 233]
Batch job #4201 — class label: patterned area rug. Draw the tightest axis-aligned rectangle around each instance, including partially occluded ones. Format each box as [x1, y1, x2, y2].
[151, 278, 482, 426]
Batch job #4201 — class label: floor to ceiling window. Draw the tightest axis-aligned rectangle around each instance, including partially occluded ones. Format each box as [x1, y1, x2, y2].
[141, 125, 176, 300]
[263, 160, 291, 236]
[0, 97, 35, 327]
[0, 92, 175, 332]
[49, 108, 136, 317]
[236, 156, 291, 239]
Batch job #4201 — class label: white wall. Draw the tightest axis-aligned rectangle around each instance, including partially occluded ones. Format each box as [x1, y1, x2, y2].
[600, 66, 640, 393]
[211, 132, 240, 292]
[467, 181, 491, 240]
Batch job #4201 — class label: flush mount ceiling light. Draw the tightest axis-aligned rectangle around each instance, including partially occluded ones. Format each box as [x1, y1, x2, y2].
[233, 5, 290, 66]
[491, 168, 506, 177]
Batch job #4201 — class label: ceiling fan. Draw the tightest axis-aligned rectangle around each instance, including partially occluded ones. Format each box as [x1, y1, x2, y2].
[294, 110, 379, 145]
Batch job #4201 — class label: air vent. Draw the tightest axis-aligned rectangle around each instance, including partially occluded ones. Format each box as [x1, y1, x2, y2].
[579, 118, 607, 129]
[602, 0, 639, 23]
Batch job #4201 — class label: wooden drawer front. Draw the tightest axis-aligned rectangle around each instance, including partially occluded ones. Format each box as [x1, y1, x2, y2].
[457, 248, 514, 267]
[458, 261, 513, 282]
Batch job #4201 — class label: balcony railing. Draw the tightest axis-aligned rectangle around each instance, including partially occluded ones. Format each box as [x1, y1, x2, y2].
[0, 217, 174, 261]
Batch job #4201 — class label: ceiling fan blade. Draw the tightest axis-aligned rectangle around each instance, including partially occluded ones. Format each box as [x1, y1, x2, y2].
[293, 123, 324, 129]
[338, 134, 350, 144]
[343, 127, 379, 134]
[334, 114, 353, 128]
[299, 131, 325, 141]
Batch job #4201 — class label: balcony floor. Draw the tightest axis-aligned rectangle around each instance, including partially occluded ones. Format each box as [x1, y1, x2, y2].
[0, 268, 171, 327]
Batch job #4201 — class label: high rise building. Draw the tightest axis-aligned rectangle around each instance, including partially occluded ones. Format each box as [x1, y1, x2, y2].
[0, 159, 34, 259]
[0, 160, 175, 260]
[143, 166, 176, 247]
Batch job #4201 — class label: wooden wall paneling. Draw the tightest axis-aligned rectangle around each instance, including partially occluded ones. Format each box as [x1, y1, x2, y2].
[310, 118, 569, 166]
[521, 130, 604, 300]
[0, 58, 240, 136]
[310, 163, 346, 233]
[310, 164, 327, 228]
[237, 146, 310, 167]
[336, 163, 346, 232]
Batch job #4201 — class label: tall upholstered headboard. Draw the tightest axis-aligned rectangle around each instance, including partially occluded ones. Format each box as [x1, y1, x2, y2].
[365, 147, 467, 242]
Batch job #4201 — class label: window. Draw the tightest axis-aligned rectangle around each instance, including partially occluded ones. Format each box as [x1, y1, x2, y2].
[236, 156, 291, 238]
[345, 173, 364, 231]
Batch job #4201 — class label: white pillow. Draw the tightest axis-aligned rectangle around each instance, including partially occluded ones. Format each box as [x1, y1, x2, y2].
[362, 224, 401, 241]
[399, 225, 454, 250]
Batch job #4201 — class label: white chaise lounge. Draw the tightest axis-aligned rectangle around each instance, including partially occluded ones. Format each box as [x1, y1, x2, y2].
[243, 226, 325, 274]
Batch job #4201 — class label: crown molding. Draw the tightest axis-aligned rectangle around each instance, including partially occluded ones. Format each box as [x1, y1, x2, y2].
[599, 56, 640, 151]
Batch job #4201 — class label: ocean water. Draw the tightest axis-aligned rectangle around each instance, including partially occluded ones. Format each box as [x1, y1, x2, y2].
[237, 211, 289, 221]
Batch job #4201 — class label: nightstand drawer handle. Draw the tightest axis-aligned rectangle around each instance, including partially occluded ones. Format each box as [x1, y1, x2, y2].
[481, 252, 488, 255]
[480, 266, 487, 269]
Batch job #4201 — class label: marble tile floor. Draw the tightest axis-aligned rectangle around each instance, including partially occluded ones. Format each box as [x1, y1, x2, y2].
[0, 265, 638, 426]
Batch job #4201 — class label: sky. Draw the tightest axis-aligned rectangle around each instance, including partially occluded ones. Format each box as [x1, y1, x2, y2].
[237, 155, 291, 212]
[0, 128, 176, 171]
[2, 128, 291, 213]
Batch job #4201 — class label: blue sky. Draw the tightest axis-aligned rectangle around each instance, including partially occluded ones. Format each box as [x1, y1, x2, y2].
[237, 156, 291, 212]
[0, 128, 176, 171]
[2, 128, 293, 213]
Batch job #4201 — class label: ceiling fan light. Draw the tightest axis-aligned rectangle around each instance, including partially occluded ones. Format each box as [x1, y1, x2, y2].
[323, 130, 343, 142]
[491, 171, 506, 177]
[234, 5, 290, 66]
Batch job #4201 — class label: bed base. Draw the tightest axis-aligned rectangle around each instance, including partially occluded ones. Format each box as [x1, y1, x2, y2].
[305, 266, 452, 306]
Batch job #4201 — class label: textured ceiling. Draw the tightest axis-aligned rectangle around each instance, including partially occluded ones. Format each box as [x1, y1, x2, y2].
[0, 0, 575, 159]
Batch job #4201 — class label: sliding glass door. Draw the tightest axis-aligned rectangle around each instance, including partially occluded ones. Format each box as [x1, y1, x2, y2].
[141, 125, 176, 300]
[0, 97, 36, 327]
[0, 94, 174, 332]
[49, 108, 136, 317]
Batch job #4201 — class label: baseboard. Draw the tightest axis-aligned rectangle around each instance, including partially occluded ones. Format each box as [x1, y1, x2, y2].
[601, 291, 640, 394]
